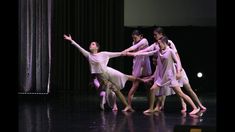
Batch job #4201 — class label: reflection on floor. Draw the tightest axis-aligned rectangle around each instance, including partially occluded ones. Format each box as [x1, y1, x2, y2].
[18, 93, 216, 132]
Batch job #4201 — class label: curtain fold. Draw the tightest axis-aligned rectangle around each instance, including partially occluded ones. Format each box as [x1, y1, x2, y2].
[19, 0, 52, 93]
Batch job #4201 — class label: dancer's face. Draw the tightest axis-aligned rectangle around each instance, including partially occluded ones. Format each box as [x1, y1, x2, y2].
[132, 35, 141, 43]
[154, 31, 163, 41]
[158, 39, 166, 50]
[89, 42, 99, 52]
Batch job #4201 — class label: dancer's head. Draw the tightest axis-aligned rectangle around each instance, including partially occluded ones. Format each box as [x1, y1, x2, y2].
[132, 30, 143, 43]
[89, 41, 100, 53]
[153, 27, 165, 41]
[158, 36, 168, 50]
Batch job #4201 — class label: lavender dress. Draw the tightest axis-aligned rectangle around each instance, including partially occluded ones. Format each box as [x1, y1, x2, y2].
[130, 38, 152, 77]
[135, 45, 182, 92]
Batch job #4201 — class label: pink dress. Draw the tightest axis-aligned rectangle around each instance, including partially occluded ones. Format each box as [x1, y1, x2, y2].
[128, 38, 152, 77]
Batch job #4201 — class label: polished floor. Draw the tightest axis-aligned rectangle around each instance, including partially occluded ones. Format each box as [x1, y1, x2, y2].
[18, 93, 216, 132]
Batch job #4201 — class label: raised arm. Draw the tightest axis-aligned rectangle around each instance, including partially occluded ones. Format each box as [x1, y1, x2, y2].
[124, 38, 148, 52]
[64, 34, 89, 58]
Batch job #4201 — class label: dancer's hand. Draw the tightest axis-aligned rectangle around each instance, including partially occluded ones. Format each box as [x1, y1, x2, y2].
[64, 34, 73, 41]
[121, 51, 127, 56]
[126, 52, 136, 57]
[176, 72, 182, 80]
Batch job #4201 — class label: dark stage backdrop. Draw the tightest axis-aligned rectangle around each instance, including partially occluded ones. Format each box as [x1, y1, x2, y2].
[51, 0, 125, 94]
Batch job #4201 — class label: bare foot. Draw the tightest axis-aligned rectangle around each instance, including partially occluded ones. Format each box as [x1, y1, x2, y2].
[181, 108, 187, 113]
[189, 108, 200, 115]
[112, 105, 118, 111]
[143, 112, 154, 116]
[122, 106, 135, 112]
[153, 107, 161, 112]
[199, 105, 207, 110]
[143, 109, 155, 114]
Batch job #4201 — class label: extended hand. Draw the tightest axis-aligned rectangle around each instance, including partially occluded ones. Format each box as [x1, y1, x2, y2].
[64, 34, 72, 41]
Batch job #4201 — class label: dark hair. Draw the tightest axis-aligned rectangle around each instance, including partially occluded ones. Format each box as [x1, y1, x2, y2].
[154, 27, 165, 35]
[132, 30, 143, 37]
[94, 41, 100, 50]
[159, 36, 168, 44]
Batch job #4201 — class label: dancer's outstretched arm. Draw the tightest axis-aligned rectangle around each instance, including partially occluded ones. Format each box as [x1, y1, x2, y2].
[124, 38, 148, 52]
[64, 34, 89, 58]
[126, 49, 158, 57]
[103, 51, 126, 58]
[136, 43, 157, 53]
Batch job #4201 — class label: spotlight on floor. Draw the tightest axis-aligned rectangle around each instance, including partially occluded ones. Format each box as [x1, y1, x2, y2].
[197, 72, 203, 78]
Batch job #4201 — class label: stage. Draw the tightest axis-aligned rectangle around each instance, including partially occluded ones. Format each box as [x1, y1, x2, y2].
[18, 93, 216, 132]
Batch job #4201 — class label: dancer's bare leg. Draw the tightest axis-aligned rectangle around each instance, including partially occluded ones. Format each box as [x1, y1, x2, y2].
[113, 89, 133, 111]
[100, 91, 106, 110]
[154, 96, 166, 112]
[180, 97, 187, 112]
[144, 84, 159, 113]
[183, 82, 206, 110]
[173, 86, 200, 115]
[126, 75, 137, 82]
[126, 81, 139, 111]
[112, 92, 118, 111]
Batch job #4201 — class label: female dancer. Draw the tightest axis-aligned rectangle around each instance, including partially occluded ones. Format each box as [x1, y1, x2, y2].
[134, 27, 206, 112]
[127, 36, 200, 114]
[152, 27, 206, 112]
[123, 30, 152, 111]
[64, 34, 136, 111]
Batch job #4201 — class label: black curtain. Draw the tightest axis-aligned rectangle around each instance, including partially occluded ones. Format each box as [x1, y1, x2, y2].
[19, 0, 52, 93]
[51, 0, 124, 93]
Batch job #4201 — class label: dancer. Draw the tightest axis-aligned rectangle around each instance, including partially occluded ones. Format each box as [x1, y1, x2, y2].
[127, 36, 200, 114]
[123, 30, 152, 111]
[64, 34, 136, 111]
[151, 27, 206, 112]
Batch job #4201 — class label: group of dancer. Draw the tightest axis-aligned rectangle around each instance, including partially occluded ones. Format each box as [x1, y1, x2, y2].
[63, 27, 206, 115]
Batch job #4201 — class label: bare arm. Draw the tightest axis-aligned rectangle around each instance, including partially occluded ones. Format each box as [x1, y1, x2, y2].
[103, 51, 125, 58]
[124, 38, 148, 52]
[64, 34, 89, 58]
[136, 43, 156, 53]
[135, 50, 158, 57]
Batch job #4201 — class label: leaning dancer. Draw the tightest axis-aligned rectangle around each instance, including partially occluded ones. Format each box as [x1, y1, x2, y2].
[64, 34, 135, 112]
